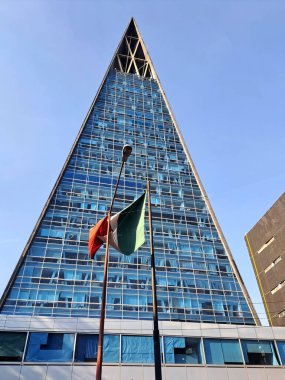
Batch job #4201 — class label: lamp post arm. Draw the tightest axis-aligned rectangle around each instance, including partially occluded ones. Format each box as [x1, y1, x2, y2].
[109, 160, 125, 214]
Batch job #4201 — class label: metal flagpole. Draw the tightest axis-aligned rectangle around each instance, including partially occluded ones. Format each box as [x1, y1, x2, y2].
[96, 145, 132, 380]
[147, 179, 162, 380]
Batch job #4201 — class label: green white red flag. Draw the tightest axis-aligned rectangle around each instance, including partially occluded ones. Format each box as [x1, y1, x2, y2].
[88, 193, 146, 259]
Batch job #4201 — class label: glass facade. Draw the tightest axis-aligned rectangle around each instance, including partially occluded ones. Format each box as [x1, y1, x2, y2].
[0, 332, 27, 362]
[241, 340, 280, 366]
[25, 332, 74, 362]
[164, 337, 203, 364]
[0, 330, 284, 367]
[204, 339, 243, 365]
[74, 334, 119, 363]
[277, 341, 285, 365]
[121, 335, 155, 363]
[0, 22, 255, 325]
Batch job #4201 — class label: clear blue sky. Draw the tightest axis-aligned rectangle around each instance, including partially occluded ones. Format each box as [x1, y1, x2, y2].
[0, 0, 284, 324]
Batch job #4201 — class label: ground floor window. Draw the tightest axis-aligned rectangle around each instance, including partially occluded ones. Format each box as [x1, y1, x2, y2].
[0, 332, 27, 362]
[241, 340, 280, 365]
[25, 332, 74, 362]
[204, 339, 243, 364]
[164, 337, 202, 364]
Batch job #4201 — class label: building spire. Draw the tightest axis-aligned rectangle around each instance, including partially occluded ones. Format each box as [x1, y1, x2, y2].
[112, 18, 153, 78]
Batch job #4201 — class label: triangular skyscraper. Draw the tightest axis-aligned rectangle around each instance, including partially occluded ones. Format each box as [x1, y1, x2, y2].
[0, 18, 258, 326]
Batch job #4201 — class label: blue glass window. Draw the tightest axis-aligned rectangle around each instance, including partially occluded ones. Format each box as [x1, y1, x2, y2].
[74, 334, 119, 362]
[241, 340, 280, 366]
[204, 339, 243, 365]
[121, 336, 154, 363]
[25, 332, 74, 362]
[0, 332, 27, 362]
[164, 337, 202, 364]
[276, 341, 285, 364]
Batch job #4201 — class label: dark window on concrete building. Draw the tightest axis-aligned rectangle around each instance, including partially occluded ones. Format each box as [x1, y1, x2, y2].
[164, 337, 202, 364]
[241, 340, 280, 365]
[74, 334, 119, 362]
[0, 332, 27, 361]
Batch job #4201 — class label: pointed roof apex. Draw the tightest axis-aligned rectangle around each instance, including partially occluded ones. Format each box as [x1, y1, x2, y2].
[111, 18, 154, 78]
[124, 17, 139, 38]
[128, 17, 136, 27]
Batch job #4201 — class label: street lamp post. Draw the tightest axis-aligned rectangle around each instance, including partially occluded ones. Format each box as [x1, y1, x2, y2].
[96, 145, 132, 380]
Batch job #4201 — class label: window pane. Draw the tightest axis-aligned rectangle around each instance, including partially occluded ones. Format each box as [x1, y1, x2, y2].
[221, 340, 243, 364]
[241, 340, 280, 365]
[204, 339, 224, 364]
[103, 334, 119, 362]
[75, 334, 97, 362]
[74, 334, 119, 362]
[25, 333, 74, 362]
[204, 339, 243, 364]
[276, 341, 285, 364]
[164, 337, 202, 364]
[121, 336, 154, 363]
[0, 332, 27, 362]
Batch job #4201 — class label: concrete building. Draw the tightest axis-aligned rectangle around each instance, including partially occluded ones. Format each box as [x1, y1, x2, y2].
[245, 192, 285, 327]
[1, 18, 285, 380]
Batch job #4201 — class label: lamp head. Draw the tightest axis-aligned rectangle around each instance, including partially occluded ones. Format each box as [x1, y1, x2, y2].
[122, 145, 132, 162]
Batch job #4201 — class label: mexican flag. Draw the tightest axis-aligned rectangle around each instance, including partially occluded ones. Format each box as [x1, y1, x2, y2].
[88, 193, 146, 259]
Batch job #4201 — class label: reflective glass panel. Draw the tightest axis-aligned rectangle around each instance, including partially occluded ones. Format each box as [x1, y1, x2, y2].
[241, 340, 280, 366]
[0, 332, 27, 362]
[121, 335, 154, 363]
[74, 334, 119, 362]
[164, 337, 202, 364]
[25, 332, 74, 362]
[204, 339, 243, 364]
[276, 341, 285, 364]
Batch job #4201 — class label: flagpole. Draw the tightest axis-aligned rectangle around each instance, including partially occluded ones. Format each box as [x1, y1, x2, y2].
[147, 179, 162, 380]
[96, 145, 132, 380]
